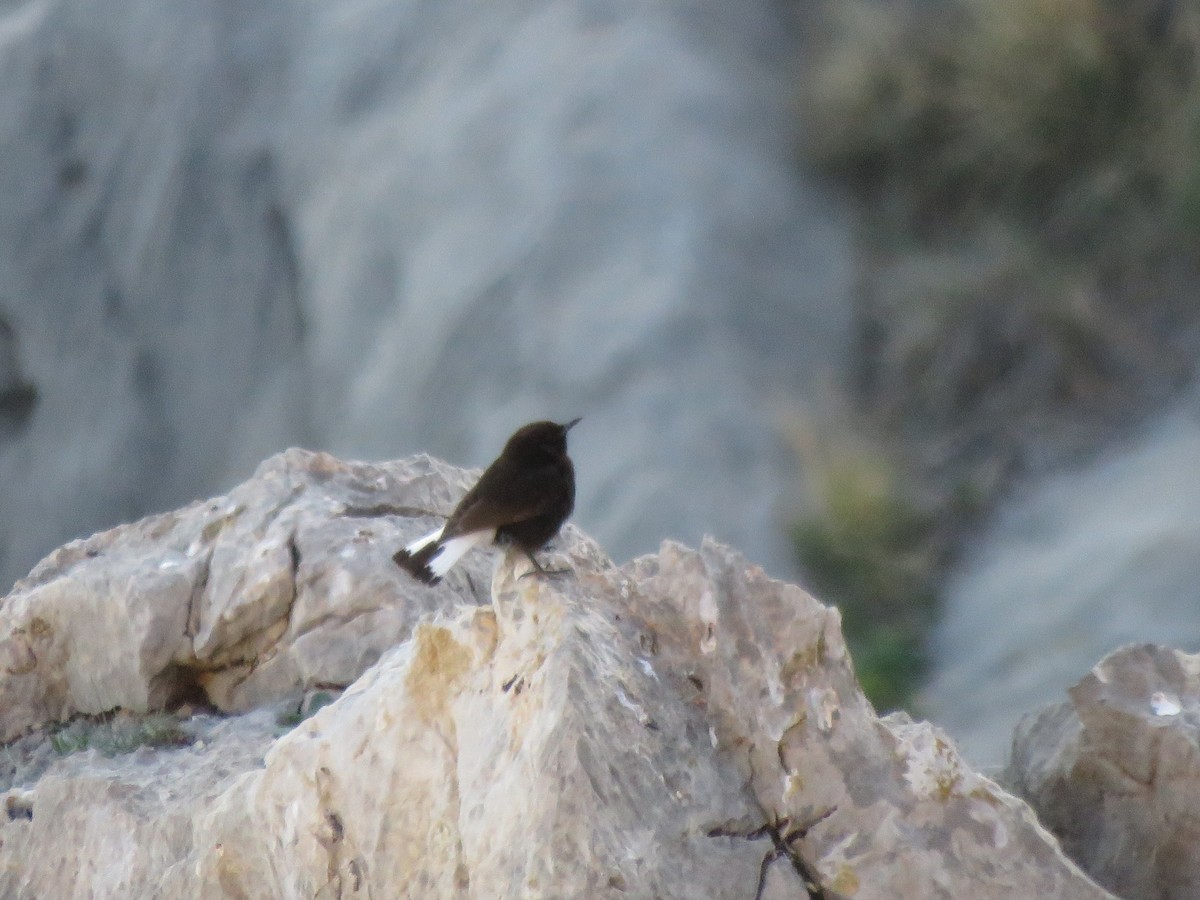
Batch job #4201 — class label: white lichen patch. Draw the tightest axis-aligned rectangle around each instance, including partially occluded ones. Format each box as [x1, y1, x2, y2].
[1151, 691, 1182, 717]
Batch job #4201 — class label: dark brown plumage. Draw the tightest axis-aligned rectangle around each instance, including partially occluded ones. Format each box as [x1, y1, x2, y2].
[393, 418, 580, 585]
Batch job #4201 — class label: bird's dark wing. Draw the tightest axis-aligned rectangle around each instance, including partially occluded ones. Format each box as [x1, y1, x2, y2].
[443, 454, 564, 538]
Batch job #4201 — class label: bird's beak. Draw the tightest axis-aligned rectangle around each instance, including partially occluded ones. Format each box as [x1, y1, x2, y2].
[563, 417, 582, 432]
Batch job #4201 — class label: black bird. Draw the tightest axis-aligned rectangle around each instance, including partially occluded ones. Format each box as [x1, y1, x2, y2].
[393, 418, 581, 585]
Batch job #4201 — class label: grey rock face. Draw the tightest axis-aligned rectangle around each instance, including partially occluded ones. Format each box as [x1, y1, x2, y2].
[922, 403, 1200, 767]
[0, 0, 853, 591]
[0, 451, 1111, 898]
[1007, 643, 1200, 900]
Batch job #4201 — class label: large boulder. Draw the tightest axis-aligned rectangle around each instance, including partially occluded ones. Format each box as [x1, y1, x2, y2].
[1007, 643, 1200, 900]
[0, 450, 1110, 898]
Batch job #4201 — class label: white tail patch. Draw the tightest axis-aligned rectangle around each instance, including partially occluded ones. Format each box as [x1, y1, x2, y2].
[428, 529, 494, 579]
[405, 527, 443, 555]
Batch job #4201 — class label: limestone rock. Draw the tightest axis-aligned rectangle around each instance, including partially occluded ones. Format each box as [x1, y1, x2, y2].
[1007, 643, 1200, 899]
[0, 452, 1109, 898]
[0, 449, 492, 741]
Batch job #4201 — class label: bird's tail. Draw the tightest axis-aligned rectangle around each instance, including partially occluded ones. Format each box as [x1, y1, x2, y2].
[393, 527, 494, 585]
[393, 526, 444, 584]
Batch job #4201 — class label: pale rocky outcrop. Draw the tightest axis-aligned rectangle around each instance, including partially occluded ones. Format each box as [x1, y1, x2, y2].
[1007, 643, 1200, 900]
[0, 451, 1110, 898]
[0, 449, 491, 739]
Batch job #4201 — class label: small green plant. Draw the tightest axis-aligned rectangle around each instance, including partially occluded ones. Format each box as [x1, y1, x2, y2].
[276, 690, 337, 729]
[791, 428, 941, 712]
[49, 712, 191, 757]
[48, 724, 91, 757]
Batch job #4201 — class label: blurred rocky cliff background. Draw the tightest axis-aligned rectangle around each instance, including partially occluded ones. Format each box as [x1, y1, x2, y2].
[0, 0, 850, 592]
[798, 0, 1200, 765]
[3, 0, 1200, 770]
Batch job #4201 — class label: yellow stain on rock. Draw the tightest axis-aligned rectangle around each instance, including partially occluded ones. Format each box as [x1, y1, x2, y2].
[405, 624, 473, 726]
[830, 864, 860, 895]
[466, 608, 499, 660]
[28, 618, 53, 639]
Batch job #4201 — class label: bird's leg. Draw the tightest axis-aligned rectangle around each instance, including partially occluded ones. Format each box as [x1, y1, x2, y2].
[519, 548, 572, 579]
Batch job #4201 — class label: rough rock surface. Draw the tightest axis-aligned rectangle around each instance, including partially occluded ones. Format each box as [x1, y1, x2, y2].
[0, 0, 852, 590]
[923, 401, 1200, 767]
[0, 449, 493, 738]
[0, 451, 1110, 898]
[1007, 643, 1200, 900]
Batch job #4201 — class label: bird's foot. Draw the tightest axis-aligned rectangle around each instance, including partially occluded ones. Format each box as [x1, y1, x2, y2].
[519, 566, 572, 580]
[518, 550, 574, 580]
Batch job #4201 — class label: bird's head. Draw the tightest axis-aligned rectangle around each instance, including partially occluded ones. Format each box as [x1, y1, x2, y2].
[504, 418, 581, 460]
